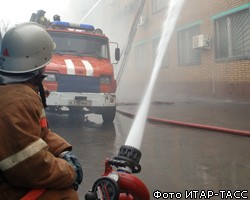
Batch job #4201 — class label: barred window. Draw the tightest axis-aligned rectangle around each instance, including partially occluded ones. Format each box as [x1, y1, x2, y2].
[135, 42, 147, 69]
[177, 25, 201, 65]
[214, 9, 250, 60]
[153, 37, 168, 68]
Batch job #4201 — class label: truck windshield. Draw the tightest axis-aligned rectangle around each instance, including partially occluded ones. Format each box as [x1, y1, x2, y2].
[49, 31, 110, 59]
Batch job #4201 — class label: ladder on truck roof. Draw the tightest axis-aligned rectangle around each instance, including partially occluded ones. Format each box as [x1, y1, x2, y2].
[116, 0, 146, 85]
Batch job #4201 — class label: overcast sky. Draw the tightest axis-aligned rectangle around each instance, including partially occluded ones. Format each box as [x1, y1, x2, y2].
[0, 0, 95, 27]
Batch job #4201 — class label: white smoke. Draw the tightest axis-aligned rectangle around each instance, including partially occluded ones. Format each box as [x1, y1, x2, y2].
[0, 0, 72, 26]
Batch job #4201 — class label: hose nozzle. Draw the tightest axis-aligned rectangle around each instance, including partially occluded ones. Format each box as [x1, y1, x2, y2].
[111, 145, 142, 173]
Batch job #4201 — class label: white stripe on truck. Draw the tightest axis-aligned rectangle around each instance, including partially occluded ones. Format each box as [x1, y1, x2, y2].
[82, 60, 94, 76]
[65, 59, 75, 75]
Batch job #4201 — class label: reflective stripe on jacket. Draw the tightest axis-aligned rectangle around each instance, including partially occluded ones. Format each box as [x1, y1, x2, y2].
[0, 139, 47, 171]
[0, 83, 76, 199]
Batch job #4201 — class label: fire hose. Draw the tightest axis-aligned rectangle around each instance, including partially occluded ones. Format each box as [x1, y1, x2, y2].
[116, 109, 250, 137]
[20, 189, 46, 200]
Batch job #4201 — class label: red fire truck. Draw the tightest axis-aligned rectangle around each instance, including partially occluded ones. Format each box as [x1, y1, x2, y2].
[43, 21, 120, 123]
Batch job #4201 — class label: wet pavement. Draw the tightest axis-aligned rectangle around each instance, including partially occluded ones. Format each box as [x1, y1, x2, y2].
[47, 99, 250, 199]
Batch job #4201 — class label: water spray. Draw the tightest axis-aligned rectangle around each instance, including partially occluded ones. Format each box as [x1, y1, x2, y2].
[79, 0, 103, 23]
[85, 0, 185, 199]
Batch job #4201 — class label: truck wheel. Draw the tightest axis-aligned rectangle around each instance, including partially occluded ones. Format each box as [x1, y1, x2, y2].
[102, 106, 116, 124]
[68, 108, 84, 126]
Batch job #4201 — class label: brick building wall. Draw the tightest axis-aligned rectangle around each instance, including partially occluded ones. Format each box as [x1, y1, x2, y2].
[117, 0, 250, 102]
[85, 0, 250, 102]
[181, 0, 250, 101]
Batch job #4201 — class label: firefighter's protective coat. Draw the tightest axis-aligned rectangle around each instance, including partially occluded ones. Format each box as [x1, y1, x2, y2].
[0, 83, 76, 199]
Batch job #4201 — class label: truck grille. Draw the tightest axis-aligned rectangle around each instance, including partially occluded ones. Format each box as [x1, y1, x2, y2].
[57, 74, 100, 93]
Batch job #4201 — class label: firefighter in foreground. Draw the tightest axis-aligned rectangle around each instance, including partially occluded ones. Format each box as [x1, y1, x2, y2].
[0, 22, 83, 199]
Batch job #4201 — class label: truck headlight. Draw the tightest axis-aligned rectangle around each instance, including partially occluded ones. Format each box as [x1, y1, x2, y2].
[100, 76, 111, 84]
[44, 73, 57, 82]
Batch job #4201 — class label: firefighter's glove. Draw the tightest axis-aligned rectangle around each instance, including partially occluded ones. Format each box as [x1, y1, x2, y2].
[59, 151, 83, 190]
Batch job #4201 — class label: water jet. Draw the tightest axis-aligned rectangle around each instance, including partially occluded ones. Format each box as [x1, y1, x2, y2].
[85, 0, 185, 199]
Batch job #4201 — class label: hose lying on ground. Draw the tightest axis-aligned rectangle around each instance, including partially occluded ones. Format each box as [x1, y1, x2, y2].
[117, 109, 250, 137]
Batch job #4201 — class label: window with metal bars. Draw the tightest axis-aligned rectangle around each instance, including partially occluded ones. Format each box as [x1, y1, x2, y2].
[153, 37, 168, 68]
[214, 8, 250, 60]
[134, 42, 147, 69]
[177, 25, 201, 65]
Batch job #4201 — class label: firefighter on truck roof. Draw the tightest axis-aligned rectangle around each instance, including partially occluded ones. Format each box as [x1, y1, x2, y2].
[0, 22, 83, 200]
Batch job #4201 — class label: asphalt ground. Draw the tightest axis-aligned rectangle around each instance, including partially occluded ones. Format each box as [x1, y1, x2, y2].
[48, 99, 250, 199]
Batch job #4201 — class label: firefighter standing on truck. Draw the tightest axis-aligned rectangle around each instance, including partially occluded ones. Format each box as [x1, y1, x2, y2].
[0, 22, 83, 200]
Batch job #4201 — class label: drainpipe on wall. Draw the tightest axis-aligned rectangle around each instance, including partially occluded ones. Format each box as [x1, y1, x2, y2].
[210, 0, 216, 96]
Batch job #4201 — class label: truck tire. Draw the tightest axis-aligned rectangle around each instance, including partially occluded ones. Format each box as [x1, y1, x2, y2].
[102, 106, 116, 124]
[68, 108, 84, 126]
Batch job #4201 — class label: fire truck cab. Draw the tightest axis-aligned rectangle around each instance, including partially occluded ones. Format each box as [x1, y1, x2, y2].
[43, 21, 120, 123]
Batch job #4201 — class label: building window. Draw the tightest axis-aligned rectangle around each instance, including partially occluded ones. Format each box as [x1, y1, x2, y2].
[153, 37, 168, 68]
[177, 25, 201, 65]
[135, 42, 147, 69]
[214, 9, 250, 60]
[152, 0, 167, 13]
